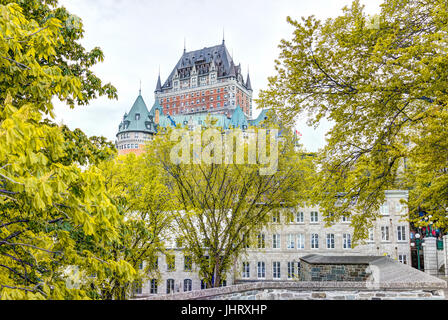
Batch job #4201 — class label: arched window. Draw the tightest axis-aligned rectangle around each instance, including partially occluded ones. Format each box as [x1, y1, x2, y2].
[183, 279, 192, 292]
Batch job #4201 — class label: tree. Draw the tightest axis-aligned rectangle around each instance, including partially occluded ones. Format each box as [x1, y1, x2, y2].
[148, 122, 311, 288]
[92, 154, 174, 300]
[0, 0, 117, 114]
[0, 95, 136, 299]
[257, 0, 448, 243]
[43, 122, 117, 167]
[0, 1, 131, 299]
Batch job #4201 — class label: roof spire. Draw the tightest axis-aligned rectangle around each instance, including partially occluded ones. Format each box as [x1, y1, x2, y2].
[155, 69, 162, 93]
[246, 69, 252, 91]
[184, 37, 186, 53]
[222, 28, 225, 44]
[139, 80, 142, 95]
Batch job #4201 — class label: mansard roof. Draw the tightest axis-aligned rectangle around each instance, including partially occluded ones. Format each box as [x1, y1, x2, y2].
[161, 42, 236, 89]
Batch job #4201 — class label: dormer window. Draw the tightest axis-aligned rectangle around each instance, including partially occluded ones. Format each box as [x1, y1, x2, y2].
[135, 114, 140, 121]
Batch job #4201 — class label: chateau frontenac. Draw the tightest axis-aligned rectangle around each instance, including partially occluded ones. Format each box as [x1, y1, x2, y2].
[116, 40, 263, 156]
[114, 41, 412, 297]
[156, 39, 253, 118]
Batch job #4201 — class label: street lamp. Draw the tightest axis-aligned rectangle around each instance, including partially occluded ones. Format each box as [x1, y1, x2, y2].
[424, 217, 429, 236]
[428, 215, 433, 237]
[415, 233, 421, 270]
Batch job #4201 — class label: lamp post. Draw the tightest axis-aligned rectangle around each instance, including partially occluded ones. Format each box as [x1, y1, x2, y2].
[428, 215, 433, 237]
[415, 233, 421, 270]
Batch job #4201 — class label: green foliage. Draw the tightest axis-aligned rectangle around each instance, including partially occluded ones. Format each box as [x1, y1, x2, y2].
[0, 0, 118, 115]
[0, 95, 127, 299]
[147, 124, 312, 288]
[93, 154, 173, 300]
[258, 0, 448, 243]
[0, 0, 126, 300]
[42, 121, 117, 166]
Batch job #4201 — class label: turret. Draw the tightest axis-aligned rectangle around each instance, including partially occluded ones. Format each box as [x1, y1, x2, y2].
[246, 72, 252, 92]
[155, 74, 162, 93]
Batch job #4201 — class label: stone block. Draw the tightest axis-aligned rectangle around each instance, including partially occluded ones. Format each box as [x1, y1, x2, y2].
[311, 292, 326, 299]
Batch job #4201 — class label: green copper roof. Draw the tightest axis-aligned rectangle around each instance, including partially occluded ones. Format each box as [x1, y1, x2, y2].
[118, 94, 156, 135]
[149, 99, 164, 117]
[248, 109, 269, 127]
[229, 106, 248, 128]
[158, 112, 231, 130]
[117, 94, 272, 138]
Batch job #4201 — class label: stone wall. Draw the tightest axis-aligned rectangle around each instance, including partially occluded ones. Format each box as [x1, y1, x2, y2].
[423, 237, 438, 276]
[207, 288, 443, 300]
[300, 262, 370, 282]
[134, 281, 446, 301]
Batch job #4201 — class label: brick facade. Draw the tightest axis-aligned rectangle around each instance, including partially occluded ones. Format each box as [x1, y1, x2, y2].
[155, 41, 253, 118]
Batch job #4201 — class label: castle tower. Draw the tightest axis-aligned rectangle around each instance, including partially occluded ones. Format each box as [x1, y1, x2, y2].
[116, 91, 157, 155]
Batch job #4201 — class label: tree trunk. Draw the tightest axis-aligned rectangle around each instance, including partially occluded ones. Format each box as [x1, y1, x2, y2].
[213, 257, 221, 288]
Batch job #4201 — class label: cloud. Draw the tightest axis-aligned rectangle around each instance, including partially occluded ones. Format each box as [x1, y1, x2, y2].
[54, 0, 382, 151]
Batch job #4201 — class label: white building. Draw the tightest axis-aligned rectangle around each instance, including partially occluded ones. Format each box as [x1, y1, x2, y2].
[134, 190, 410, 296]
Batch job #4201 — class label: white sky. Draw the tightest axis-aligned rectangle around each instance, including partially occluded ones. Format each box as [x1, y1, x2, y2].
[54, 0, 382, 152]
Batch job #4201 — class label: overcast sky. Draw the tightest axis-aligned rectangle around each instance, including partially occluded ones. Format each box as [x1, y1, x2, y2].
[54, 0, 382, 152]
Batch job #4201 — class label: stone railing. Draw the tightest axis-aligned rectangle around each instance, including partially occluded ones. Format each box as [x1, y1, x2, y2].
[134, 279, 446, 300]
